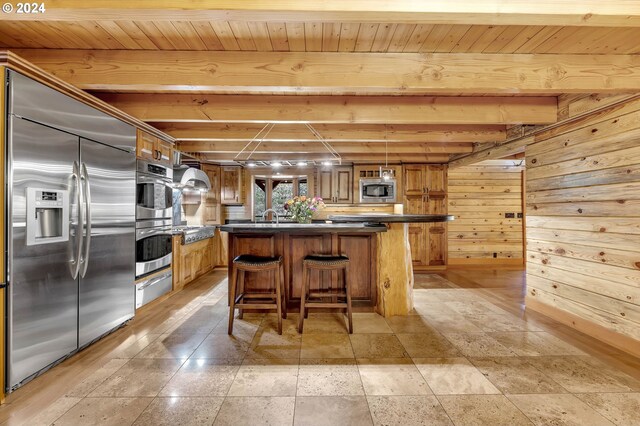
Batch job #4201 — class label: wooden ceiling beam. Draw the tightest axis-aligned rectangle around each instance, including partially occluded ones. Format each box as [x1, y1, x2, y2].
[176, 141, 474, 154]
[153, 123, 506, 143]
[97, 93, 557, 125]
[194, 152, 452, 163]
[14, 50, 640, 95]
[4, 1, 640, 27]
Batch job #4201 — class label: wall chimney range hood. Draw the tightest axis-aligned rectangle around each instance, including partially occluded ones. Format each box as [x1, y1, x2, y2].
[173, 165, 211, 191]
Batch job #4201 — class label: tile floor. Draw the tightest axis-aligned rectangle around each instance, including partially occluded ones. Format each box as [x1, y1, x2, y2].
[2, 270, 640, 425]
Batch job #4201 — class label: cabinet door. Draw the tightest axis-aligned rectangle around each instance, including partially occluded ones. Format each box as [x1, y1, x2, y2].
[221, 166, 242, 204]
[172, 237, 183, 291]
[404, 194, 426, 215]
[136, 129, 156, 161]
[156, 140, 173, 165]
[203, 165, 220, 202]
[408, 224, 428, 267]
[182, 251, 194, 283]
[334, 166, 353, 203]
[317, 169, 334, 202]
[403, 165, 426, 196]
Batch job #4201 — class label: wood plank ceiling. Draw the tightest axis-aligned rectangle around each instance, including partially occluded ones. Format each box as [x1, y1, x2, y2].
[1, 1, 638, 163]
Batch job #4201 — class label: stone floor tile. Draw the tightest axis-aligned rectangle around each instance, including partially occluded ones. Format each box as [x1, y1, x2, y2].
[350, 334, 409, 358]
[413, 357, 500, 395]
[367, 395, 453, 426]
[65, 358, 130, 397]
[352, 313, 393, 333]
[463, 314, 544, 332]
[214, 396, 295, 426]
[134, 333, 209, 359]
[297, 359, 364, 396]
[396, 332, 461, 358]
[88, 359, 183, 397]
[294, 396, 372, 425]
[299, 313, 350, 334]
[508, 394, 615, 426]
[190, 333, 252, 360]
[132, 396, 224, 426]
[385, 315, 435, 334]
[246, 327, 302, 360]
[438, 395, 533, 426]
[526, 356, 640, 393]
[300, 334, 354, 359]
[443, 332, 517, 357]
[159, 358, 240, 397]
[108, 334, 162, 359]
[357, 358, 431, 396]
[227, 358, 299, 397]
[576, 392, 640, 426]
[51, 397, 152, 426]
[26, 397, 82, 426]
[487, 331, 586, 356]
[469, 357, 567, 394]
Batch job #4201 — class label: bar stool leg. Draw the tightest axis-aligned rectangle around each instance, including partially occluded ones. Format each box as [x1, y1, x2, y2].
[280, 264, 287, 319]
[304, 268, 310, 319]
[237, 270, 245, 320]
[275, 268, 283, 335]
[344, 267, 353, 334]
[228, 266, 239, 335]
[298, 264, 308, 333]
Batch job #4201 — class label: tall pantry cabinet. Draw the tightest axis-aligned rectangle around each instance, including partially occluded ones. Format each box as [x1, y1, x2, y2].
[403, 164, 448, 269]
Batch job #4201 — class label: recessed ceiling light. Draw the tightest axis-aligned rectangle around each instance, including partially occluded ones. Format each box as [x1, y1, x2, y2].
[247, 162, 256, 167]
[271, 161, 282, 168]
[321, 161, 332, 167]
[297, 161, 308, 167]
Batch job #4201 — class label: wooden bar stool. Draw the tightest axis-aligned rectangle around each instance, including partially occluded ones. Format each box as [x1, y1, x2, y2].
[228, 254, 287, 335]
[298, 254, 352, 334]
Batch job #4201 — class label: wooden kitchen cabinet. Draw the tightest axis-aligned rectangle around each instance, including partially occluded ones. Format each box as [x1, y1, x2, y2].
[403, 164, 448, 269]
[175, 236, 216, 289]
[221, 166, 243, 204]
[136, 129, 172, 166]
[316, 166, 353, 203]
[201, 164, 221, 224]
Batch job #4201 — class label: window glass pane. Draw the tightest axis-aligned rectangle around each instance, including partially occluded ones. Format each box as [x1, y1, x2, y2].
[298, 179, 308, 196]
[253, 179, 266, 221]
[272, 180, 294, 218]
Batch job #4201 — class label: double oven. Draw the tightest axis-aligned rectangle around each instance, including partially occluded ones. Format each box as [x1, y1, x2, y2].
[135, 160, 174, 308]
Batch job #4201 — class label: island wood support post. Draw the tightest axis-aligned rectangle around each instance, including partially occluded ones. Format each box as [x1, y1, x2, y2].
[375, 223, 415, 317]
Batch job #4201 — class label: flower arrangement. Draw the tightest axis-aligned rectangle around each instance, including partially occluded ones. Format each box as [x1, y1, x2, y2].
[284, 195, 325, 223]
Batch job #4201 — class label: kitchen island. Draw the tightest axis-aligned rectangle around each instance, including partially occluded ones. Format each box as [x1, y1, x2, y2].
[329, 214, 455, 317]
[220, 223, 387, 310]
[221, 216, 454, 317]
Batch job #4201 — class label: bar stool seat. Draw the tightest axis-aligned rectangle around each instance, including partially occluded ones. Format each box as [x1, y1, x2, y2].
[228, 254, 286, 335]
[298, 254, 353, 334]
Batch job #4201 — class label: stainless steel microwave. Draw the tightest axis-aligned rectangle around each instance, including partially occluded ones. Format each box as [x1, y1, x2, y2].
[359, 178, 397, 203]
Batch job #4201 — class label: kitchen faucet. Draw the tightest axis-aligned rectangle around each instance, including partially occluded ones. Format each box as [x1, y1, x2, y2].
[261, 209, 280, 224]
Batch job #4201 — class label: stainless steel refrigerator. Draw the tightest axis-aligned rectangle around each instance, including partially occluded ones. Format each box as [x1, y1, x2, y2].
[5, 71, 136, 390]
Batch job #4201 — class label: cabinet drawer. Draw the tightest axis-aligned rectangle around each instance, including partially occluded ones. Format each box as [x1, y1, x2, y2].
[135, 269, 172, 309]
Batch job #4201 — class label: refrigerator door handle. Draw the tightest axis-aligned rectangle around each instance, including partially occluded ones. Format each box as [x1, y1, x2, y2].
[71, 160, 84, 279]
[80, 162, 92, 278]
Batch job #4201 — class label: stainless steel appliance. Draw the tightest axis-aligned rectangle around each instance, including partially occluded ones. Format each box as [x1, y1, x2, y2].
[359, 178, 397, 203]
[5, 70, 136, 391]
[174, 225, 216, 245]
[135, 220, 173, 278]
[135, 269, 172, 309]
[136, 160, 173, 220]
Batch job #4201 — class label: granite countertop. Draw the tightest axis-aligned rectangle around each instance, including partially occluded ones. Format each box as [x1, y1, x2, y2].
[220, 222, 387, 233]
[327, 214, 455, 223]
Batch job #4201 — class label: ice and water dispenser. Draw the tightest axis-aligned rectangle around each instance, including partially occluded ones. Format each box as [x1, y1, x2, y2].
[26, 188, 69, 245]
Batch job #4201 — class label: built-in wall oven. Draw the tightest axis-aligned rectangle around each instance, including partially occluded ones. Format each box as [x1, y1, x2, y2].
[135, 160, 174, 307]
[136, 160, 173, 220]
[135, 219, 173, 279]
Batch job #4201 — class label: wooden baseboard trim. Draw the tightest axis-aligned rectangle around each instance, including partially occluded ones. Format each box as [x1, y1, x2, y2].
[448, 258, 524, 267]
[526, 295, 640, 359]
[413, 265, 447, 272]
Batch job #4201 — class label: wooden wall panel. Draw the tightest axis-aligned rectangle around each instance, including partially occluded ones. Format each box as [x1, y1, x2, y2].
[526, 96, 640, 355]
[448, 160, 524, 265]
